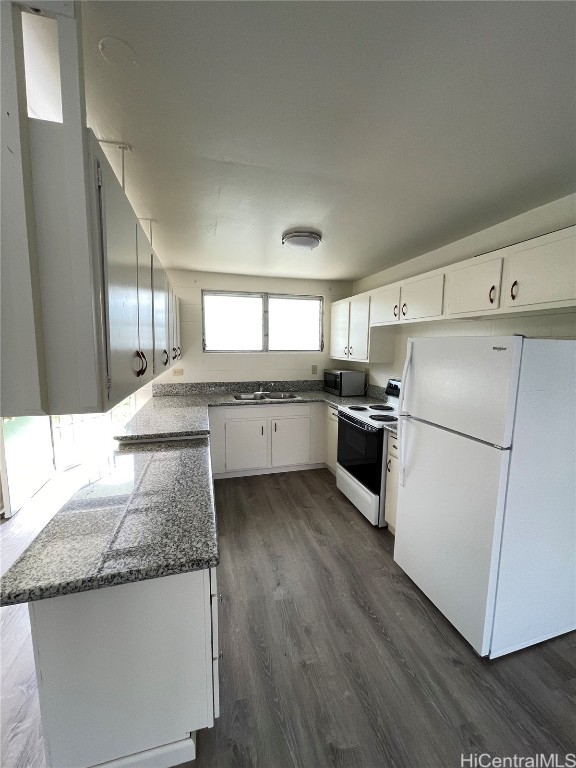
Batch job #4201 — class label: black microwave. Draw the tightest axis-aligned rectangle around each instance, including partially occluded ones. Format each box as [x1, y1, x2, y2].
[323, 369, 366, 397]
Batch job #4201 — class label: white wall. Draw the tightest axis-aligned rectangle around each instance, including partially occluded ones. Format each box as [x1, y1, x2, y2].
[345, 193, 576, 388]
[353, 194, 576, 294]
[357, 311, 576, 388]
[156, 271, 353, 384]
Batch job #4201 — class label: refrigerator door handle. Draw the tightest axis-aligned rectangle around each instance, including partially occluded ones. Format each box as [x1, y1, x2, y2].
[399, 340, 414, 416]
[399, 416, 407, 487]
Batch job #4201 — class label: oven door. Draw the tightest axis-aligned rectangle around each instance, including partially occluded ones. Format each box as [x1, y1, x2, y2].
[337, 413, 384, 495]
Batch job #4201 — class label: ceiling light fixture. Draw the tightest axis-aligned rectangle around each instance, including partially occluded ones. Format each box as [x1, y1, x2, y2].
[282, 230, 322, 251]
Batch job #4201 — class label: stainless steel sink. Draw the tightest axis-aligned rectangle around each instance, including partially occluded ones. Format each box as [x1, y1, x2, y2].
[261, 392, 300, 400]
[232, 392, 300, 401]
[233, 393, 268, 400]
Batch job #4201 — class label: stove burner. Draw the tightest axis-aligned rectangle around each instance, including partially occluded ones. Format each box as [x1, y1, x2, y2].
[368, 405, 394, 411]
[348, 406, 368, 411]
[369, 414, 398, 422]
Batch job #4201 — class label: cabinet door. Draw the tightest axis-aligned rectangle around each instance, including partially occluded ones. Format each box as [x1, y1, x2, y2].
[225, 419, 268, 471]
[136, 224, 154, 382]
[504, 228, 576, 308]
[445, 258, 503, 315]
[370, 285, 401, 325]
[330, 302, 350, 359]
[400, 274, 444, 321]
[152, 254, 169, 374]
[384, 452, 399, 533]
[101, 162, 140, 406]
[325, 407, 338, 473]
[272, 417, 311, 467]
[348, 296, 370, 360]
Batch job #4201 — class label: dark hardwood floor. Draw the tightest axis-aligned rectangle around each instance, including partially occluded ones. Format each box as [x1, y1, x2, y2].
[1, 468, 575, 768]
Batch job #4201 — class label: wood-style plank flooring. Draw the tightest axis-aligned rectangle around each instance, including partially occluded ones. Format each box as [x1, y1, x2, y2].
[2, 468, 575, 768]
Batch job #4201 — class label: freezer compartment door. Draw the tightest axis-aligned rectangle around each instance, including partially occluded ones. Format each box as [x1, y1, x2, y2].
[402, 335, 523, 447]
[394, 419, 509, 656]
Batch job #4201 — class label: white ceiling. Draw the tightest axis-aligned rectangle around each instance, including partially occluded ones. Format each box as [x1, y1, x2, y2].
[78, 1, 576, 281]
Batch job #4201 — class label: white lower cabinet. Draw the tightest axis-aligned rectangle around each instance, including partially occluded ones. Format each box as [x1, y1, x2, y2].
[211, 404, 325, 477]
[29, 570, 218, 768]
[225, 419, 268, 471]
[325, 406, 338, 474]
[271, 417, 311, 467]
[384, 434, 399, 534]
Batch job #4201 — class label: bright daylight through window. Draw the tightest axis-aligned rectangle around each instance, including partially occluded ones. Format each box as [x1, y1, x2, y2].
[202, 292, 323, 352]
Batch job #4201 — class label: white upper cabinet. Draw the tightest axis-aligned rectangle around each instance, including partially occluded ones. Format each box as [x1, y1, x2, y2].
[152, 254, 170, 374]
[100, 156, 141, 406]
[400, 274, 445, 321]
[0, 120, 177, 415]
[136, 223, 154, 383]
[330, 296, 370, 361]
[445, 254, 504, 316]
[370, 285, 401, 325]
[503, 227, 576, 309]
[348, 296, 370, 360]
[330, 301, 350, 359]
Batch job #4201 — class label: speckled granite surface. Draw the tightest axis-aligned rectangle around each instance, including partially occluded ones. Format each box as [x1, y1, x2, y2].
[116, 391, 386, 442]
[0, 439, 218, 607]
[153, 379, 324, 397]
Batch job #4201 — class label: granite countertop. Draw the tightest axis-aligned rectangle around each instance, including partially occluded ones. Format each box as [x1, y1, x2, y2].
[0, 438, 218, 607]
[115, 391, 385, 442]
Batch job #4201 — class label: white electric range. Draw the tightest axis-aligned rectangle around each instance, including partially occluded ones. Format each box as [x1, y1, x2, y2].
[336, 379, 400, 527]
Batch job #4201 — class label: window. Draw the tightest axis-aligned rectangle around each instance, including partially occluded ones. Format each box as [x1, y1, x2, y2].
[202, 292, 324, 352]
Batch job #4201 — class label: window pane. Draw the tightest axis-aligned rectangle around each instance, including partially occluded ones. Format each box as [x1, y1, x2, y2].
[269, 297, 322, 351]
[204, 294, 263, 351]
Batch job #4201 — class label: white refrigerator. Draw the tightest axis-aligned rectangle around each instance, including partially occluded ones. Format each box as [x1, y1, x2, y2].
[395, 336, 576, 658]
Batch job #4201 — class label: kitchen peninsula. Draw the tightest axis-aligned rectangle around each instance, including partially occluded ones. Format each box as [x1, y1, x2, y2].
[1, 380, 390, 768]
[0, 438, 219, 768]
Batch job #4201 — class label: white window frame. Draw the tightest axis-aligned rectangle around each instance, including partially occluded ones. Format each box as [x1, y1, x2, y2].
[201, 291, 324, 353]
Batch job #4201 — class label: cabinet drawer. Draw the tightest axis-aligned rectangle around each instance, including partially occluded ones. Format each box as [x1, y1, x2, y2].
[387, 435, 399, 458]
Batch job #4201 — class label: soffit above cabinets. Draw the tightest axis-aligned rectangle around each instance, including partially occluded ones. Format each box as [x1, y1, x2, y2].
[75, 1, 576, 281]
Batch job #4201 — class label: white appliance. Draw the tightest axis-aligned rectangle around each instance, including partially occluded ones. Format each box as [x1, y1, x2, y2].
[336, 379, 400, 526]
[395, 336, 576, 658]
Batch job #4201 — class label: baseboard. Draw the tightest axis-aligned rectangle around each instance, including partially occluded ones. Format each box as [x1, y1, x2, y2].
[213, 463, 326, 480]
[89, 735, 196, 767]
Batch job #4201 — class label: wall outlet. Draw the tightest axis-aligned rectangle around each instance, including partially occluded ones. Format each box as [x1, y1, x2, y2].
[173, 368, 184, 377]
[311, 364, 318, 375]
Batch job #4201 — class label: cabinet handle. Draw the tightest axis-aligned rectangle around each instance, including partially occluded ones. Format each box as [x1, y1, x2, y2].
[393, 304, 399, 318]
[489, 285, 496, 304]
[177, 346, 181, 358]
[261, 426, 264, 436]
[162, 349, 169, 366]
[172, 347, 178, 360]
[401, 303, 407, 317]
[387, 459, 391, 472]
[218, 594, 223, 603]
[134, 350, 144, 377]
[140, 351, 148, 376]
[344, 346, 348, 355]
[349, 346, 353, 356]
[510, 280, 519, 301]
[219, 650, 223, 660]
[274, 422, 277, 432]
